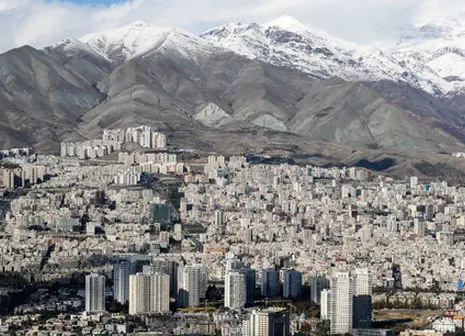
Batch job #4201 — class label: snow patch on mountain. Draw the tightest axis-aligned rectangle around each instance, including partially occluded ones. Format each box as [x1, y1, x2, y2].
[51, 37, 109, 60]
[266, 15, 315, 35]
[80, 21, 174, 62]
[427, 53, 465, 80]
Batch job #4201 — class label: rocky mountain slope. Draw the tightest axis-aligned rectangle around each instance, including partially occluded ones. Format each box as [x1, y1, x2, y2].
[0, 45, 105, 152]
[0, 19, 465, 176]
[74, 25, 464, 152]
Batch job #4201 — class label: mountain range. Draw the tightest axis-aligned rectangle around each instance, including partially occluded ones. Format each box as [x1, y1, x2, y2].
[2, 16, 465, 177]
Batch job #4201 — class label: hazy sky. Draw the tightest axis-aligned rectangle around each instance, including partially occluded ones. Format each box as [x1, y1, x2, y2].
[0, 0, 463, 52]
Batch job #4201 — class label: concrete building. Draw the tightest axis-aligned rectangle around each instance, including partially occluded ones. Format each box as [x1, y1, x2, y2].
[330, 272, 354, 335]
[244, 308, 290, 336]
[215, 210, 225, 235]
[310, 276, 330, 304]
[261, 269, 280, 298]
[85, 273, 105, 313]
[129, 272, 170, 314]
[414, 218, 425, 237]
[226, 257, 243, 273]
[149, 272, 170, 314]
[144, 260, 178, 298]
[177, 264, 206, 308]
[225, 270, 247, 310]
[353, 268, 373, 329]
[113, 261, 135, 304]
[321, 289, 332, 320]
[129, 273, 150, 315]
[241, 268, 256, 306]
[1, 168, 21, 190]
[283, 269, 302, 299]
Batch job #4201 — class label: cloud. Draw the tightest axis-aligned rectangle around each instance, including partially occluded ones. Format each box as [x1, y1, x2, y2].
[415, 0, 465, 25]
[0, 0, 464, 53]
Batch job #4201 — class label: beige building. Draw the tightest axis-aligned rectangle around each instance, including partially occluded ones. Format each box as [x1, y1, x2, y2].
[129, 272, 170, 315]
[243, 308, 290, 336]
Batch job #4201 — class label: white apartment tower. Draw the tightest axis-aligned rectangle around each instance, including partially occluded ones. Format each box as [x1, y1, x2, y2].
[129, 273, 150, 315]
[150, 272, 170, 313]
[152, 132, 167, 149]
[330, 272, 354, 335]
[85, 273, 106, 313]
[320, 289, 332, 320]
[225, 271, 247, 310]
[129, 272, 170, 315]
[177, 264, 206, 308]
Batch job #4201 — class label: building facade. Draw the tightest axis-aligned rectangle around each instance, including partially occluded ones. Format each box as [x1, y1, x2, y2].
[85, 273, 106, 313]
[225, 270, 247, 310]
[113, 261, 136, 305]
[283, 269, 302, 299]
[177, 264, 206, 308]
[244, 308, 290, 336]
[129, 272, 170, 314]
[330, 272, 354, 335]
[261, 269, 280, 298]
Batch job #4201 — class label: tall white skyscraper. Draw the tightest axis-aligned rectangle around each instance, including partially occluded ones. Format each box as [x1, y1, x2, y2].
[177, 264, 207, 308]
[85, 273, 106, 313]
[113, 261, 135, 304]
[129, 272, 170, 315]
[353, 268, 373, 329]
[225, 270, 247, 310]
[129, 273, 150, 315]
[330, 272, 354, 335]
[320, 289, 332, 320]
[150, 272, 170, 314]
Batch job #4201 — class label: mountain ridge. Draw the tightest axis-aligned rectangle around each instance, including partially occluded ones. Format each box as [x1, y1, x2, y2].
[0, 17, 465, 177]
[201, 17, 465, 95]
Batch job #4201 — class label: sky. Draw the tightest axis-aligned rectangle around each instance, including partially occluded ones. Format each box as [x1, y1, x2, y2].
[0, 0, 464, 53]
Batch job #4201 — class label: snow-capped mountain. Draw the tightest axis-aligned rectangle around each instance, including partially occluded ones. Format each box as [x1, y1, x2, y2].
[49, 17, 465, 96]
[78, 21, 220, 64]
[200, 15, 465, 95]
[3, 17, 465, 175]
[391, 20, 465, 93]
